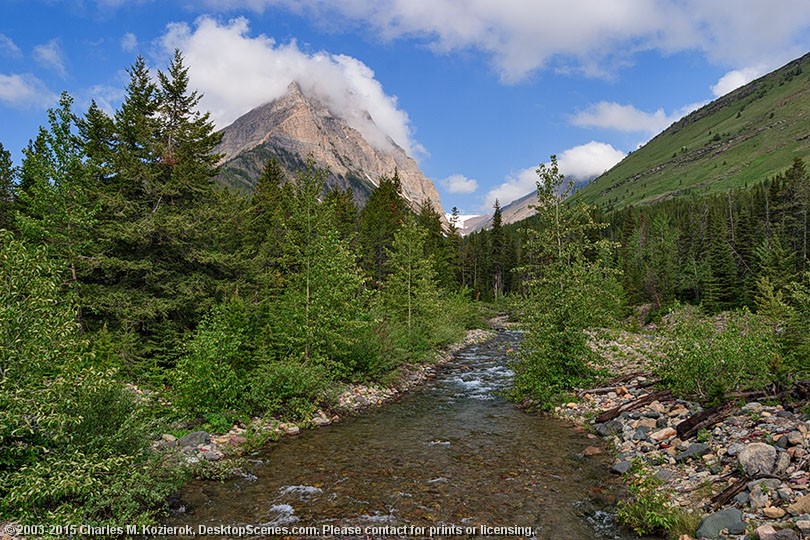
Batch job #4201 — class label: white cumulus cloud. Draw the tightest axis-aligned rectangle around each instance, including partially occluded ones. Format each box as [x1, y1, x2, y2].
[198, 1, 810, 82]
[440, 174, 478, 194]
[159, 16, 424, 157]
[0, 73, 56, 108]
[711, 67, 766, 97]
[483, 141, 625, 209]
[571, 101, 705, 135]
[33, 40, 67, 78]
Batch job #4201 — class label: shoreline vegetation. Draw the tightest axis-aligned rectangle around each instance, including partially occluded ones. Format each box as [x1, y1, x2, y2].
[2, 50, 809, 540]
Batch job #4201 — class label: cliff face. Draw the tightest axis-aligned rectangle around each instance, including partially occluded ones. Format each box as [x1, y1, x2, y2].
[215, 82, 445, 219]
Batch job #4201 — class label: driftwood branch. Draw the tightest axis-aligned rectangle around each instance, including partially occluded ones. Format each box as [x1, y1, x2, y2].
[676, 401, 735, 440]
[595, 390, 673, 423]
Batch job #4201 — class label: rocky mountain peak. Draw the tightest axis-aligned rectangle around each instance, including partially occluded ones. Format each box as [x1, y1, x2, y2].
[215, 82, 446, 223]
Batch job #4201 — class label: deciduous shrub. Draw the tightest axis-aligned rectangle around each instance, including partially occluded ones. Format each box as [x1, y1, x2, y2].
[656, 305, 780, 403]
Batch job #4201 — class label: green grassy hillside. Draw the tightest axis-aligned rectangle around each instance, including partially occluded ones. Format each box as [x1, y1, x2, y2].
[575, 52, 810, 210]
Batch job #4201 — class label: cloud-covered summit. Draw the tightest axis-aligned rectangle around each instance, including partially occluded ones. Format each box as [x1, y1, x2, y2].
[160, 16, 423, 158]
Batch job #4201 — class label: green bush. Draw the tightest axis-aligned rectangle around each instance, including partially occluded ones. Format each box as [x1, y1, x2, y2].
[0, 233, 185, 528]
[617, 460, 679, 536]
[656, 305, 780, 403]
[247, 359, 331, 420]
[172, 301, 252, 415]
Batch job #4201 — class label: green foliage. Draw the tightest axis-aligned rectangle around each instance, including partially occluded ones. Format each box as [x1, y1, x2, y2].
[246, 360, 331, 420]
[172, 301, 252, 415]
[511, 156, 622, 407]
[656, 305, 780, 402]
[380, 217, 442, 359]
[574, 54, 810, 210]
[617, 460, 679, 536]
[0, 231, 184, 528]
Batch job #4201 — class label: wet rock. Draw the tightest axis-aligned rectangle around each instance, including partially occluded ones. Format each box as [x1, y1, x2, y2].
[695, 508, 746, 538]
[178, 431, 210, 447]
[676, 443, 711, 463]
[583, 446, 602, 457]
[739, 442, 777, 477]
[611, 461, 632, 475]
[595, 420, 623, 437]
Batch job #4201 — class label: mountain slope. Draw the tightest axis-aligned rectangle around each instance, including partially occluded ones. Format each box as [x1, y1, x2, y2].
[215, 82, 445, 219]
[575, 52, 810, 210]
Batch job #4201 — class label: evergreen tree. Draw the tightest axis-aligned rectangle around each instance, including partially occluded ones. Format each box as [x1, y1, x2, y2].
[14, 93, 96, 291]
[513, 156, 621, 406]
[358, 171, 408, 284]
[490, 199, 505, 299]
[0, 142, 15, 231]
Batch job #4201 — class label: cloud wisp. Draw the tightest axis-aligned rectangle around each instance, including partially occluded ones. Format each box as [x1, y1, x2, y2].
[159, 16, 423, 158]
[571, 100, 706, 135]
[483, 141, 625, 209]
[440, 174, 478, 194]
[33, 40, 67, 78]
[0, 73, 57, 108]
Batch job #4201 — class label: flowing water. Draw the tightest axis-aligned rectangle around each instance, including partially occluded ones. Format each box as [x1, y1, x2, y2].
[168, 330, 633, 539]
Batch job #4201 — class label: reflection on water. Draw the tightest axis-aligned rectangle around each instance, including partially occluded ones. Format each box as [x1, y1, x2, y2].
[168, 330, 634, 539]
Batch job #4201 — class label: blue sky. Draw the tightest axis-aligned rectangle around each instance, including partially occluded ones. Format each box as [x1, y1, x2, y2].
[2, 1, 810, 215]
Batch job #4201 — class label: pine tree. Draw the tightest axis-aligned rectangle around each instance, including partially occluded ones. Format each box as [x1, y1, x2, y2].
[358, 171, 408, 284]
[14, 93, 96, 291]
[490, 199, 505, 299]
[0, 142, 15, 231]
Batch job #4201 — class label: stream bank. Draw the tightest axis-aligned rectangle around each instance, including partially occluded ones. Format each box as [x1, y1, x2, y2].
[555, 328, 810, 540]
[164, 324, 632, 539]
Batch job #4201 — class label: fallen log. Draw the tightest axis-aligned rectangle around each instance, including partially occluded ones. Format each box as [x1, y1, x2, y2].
[710, 477, 747, 508]
[676, 401, 735, 440]
[594, 389, 674, 423]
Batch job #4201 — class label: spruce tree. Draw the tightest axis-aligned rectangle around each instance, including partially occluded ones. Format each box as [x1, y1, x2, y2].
[0, 142, 15, 231]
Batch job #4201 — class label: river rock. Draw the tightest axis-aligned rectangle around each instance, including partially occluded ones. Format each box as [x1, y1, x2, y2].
[756, 524, 777, 539]
[788, 494, 810, 515]
[676, 443, 711, 463]
[611, 461, 633, 475]
[787, 431, 803, 445]
[583, 446, 602, 457]
[595, 420, 623, 437]
[695, 508, 746, 538]
[651, 427, 677, 442]
[178, 431, 210, 447]
[762, 506, 786, 519]
[739, 442, 777, 477]
[757, 526, 800, 540]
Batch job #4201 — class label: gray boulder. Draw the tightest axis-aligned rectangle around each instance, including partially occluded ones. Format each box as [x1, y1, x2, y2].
[738, 442, 776, 477]
[178, 430, 211, 448]
[695, 508, 745, 539]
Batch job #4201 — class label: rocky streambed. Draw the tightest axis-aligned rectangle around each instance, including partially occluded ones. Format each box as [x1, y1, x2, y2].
[556, 329, 810, 540]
